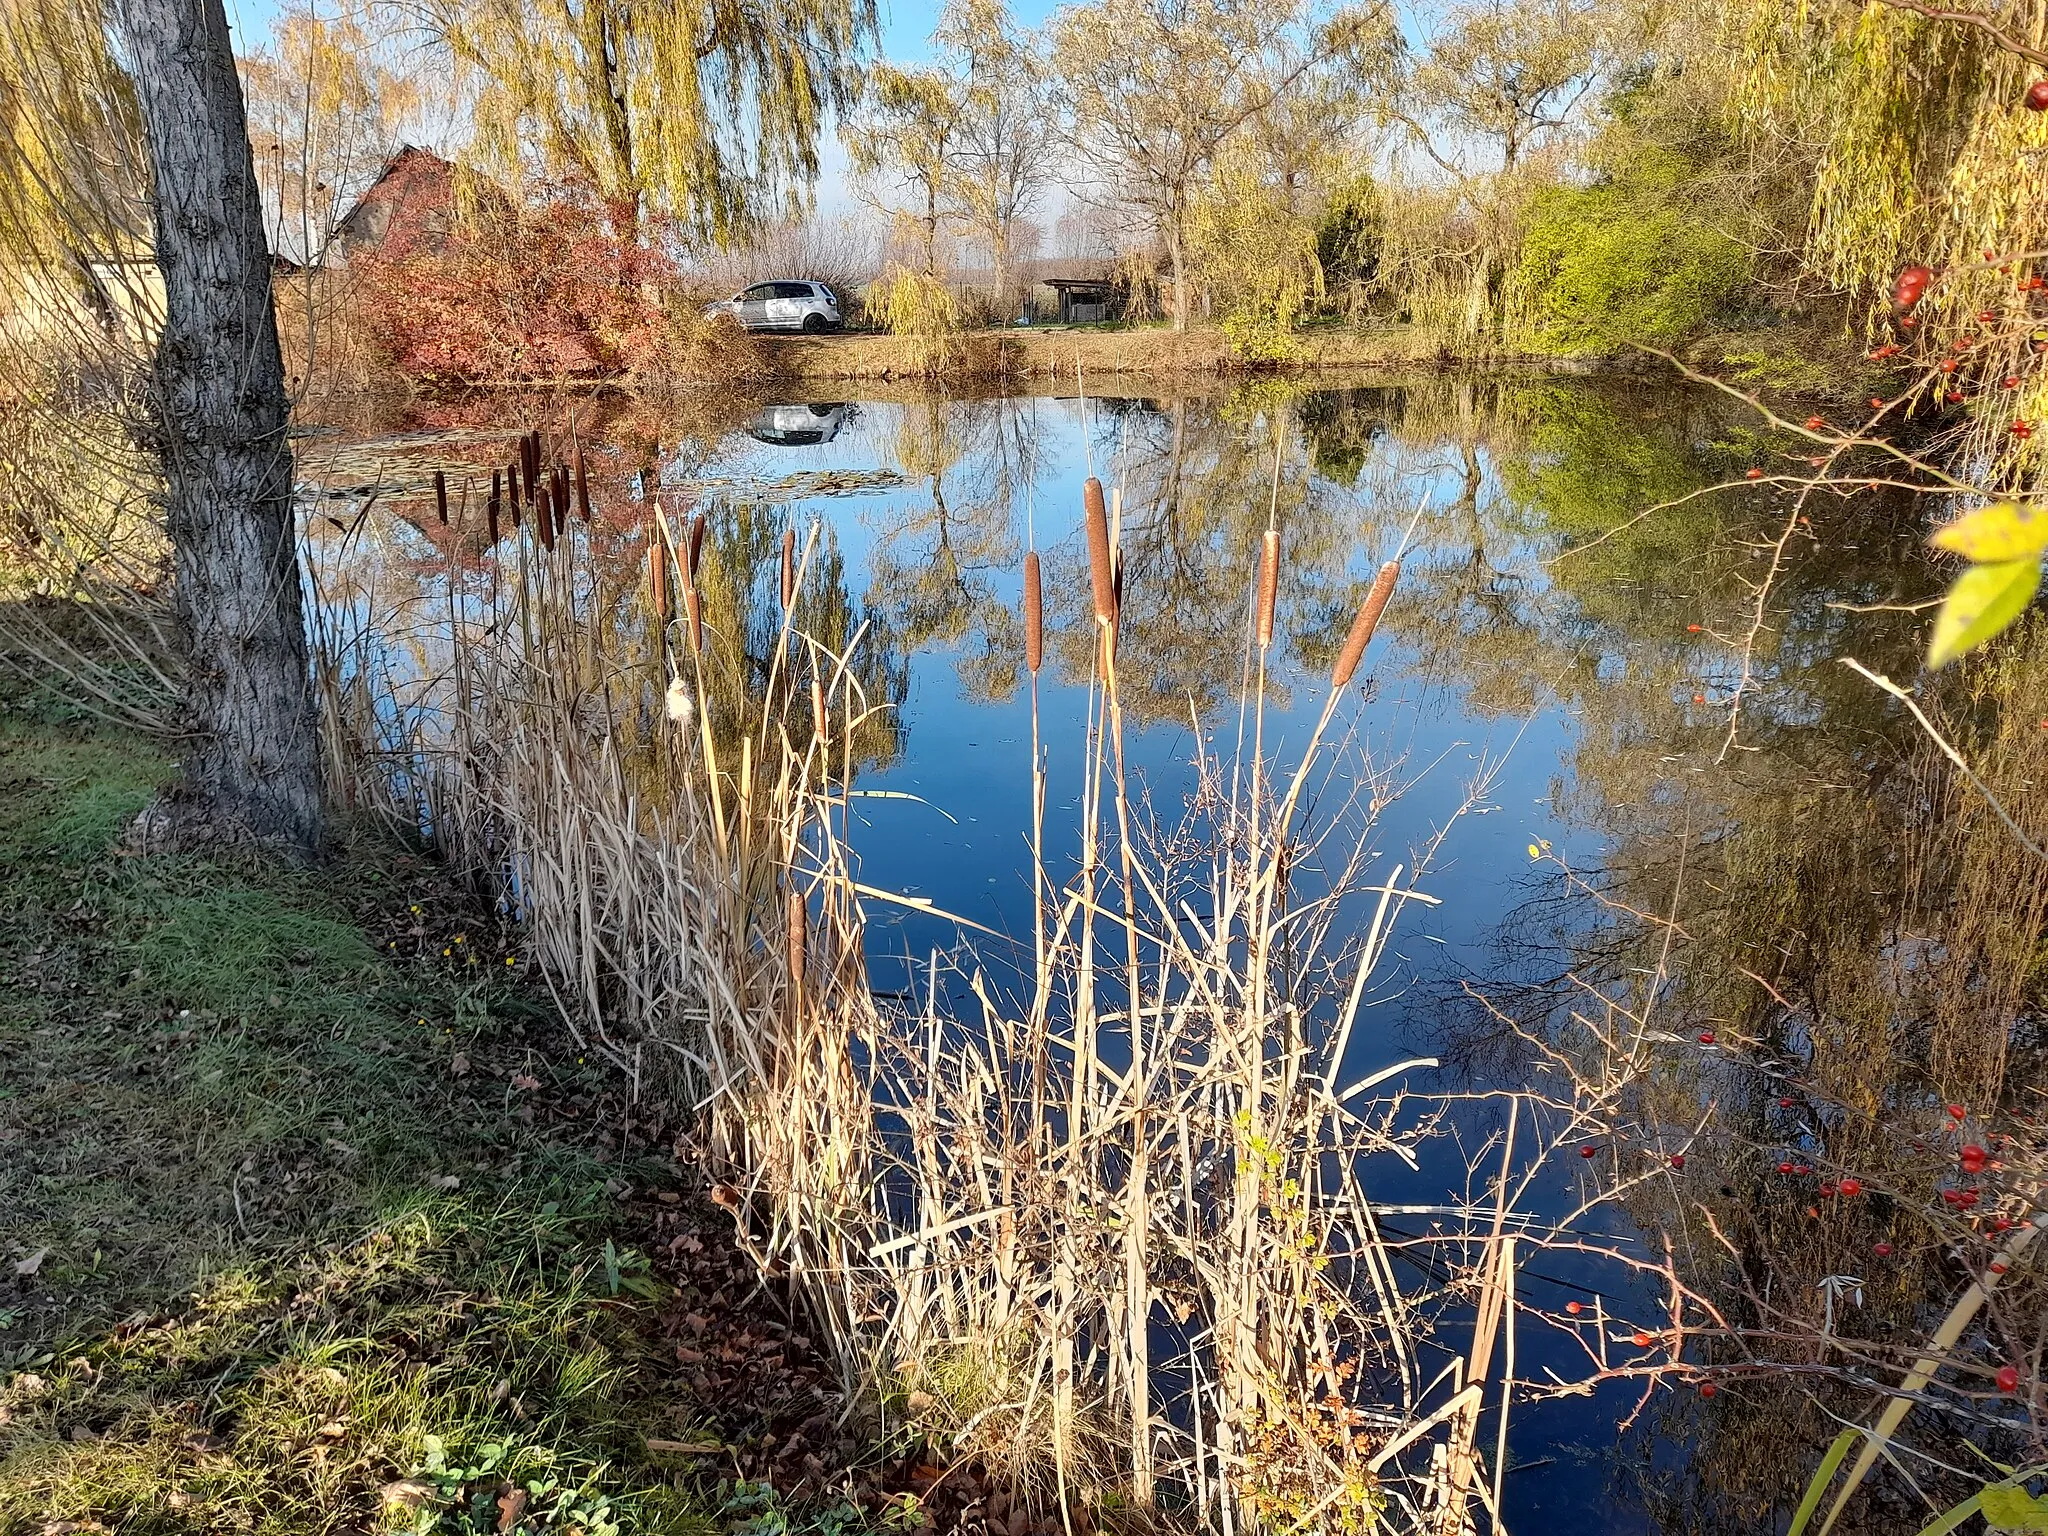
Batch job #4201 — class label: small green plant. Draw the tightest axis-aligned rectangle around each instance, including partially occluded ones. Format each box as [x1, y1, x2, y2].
[408, 1434, 629, 1535]
[714, 1478, 864, 1536]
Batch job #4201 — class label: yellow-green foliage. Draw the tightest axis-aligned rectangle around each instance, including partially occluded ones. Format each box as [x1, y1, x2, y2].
[1188, 137, 1325, 362]
[870, 263, 966, 373]
[1736, 0, 2044, 321]
[1513, 144, 1753, 353]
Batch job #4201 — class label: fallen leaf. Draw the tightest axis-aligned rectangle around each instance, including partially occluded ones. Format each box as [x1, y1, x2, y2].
[495, 1486, 527, 1531]
[14, 1247, 47, 1277]
[511, 1073, 541, 1090]
[425, 1174, 460, 1192]
[645, 1437, 723, 1454]
[450, 1052, 470, 1077]
[378, 1477, 434, 1511]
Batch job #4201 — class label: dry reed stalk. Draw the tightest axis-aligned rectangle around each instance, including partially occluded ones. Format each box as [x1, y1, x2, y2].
[1255, 528, 1279, 649]
[787, 885, 807, 1019]
[1334, 559, 1400, 689]
[1023, 550, 1043, 674]
[649, 539, 669, 623]
[1083, 476, 1115, 630]
[434, 469, 448, 526]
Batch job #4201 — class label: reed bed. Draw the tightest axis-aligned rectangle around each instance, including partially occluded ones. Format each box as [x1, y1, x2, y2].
[297, 429, 1698, 1536]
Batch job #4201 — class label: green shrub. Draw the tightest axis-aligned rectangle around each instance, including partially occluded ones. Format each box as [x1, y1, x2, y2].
[1515, 146, 1753, 354]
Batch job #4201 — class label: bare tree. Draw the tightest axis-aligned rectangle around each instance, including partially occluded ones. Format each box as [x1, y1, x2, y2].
[1048, 0, 1392, 330]
[843, 62, 970, 276]
[113, 0, 323, 854]
[1408, 0, 1606, 171]
[938, 0, 1053, 321]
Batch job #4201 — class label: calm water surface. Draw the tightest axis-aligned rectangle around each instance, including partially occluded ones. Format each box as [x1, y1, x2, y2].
[314, 375, 1980, 1533]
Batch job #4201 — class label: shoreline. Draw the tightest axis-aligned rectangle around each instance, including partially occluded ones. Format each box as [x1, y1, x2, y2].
[749, 320, 1621, 383]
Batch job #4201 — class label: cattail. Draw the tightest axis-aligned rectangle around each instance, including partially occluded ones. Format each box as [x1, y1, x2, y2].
[683, 573, 703, 653]
[1332, 558, 1400, 690]
[507, 458, 521, 507]
[687, 512, 706, 576]
[780, 527, 796, 610]
[535, 482, 556, 549]
[1023, 550, 1043, 674]
[649, 539, 669, 622]
[574, 446, 591, 520]
[811, 674, 827, 742]
[1083, 476, 1115, 627]
[520, 433, 537, 502]
[787, 887, 808, 1013]
[553, 464, 569, 535]
[433, 469, 448, 525]
[1255, 528, 1280, 648]
[487, 469, 502, 544]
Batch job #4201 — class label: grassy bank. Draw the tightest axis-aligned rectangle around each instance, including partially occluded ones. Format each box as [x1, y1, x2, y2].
[756, 320, 1468, 382]
[0, 675, 940, 1535]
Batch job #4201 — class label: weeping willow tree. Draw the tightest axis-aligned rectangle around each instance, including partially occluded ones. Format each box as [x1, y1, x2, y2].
[422, 0, 876, 243]
[1737, 0, 2047, 319]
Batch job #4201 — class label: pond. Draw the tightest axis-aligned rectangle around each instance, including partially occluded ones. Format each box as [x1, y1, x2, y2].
[301, 373, 2046, 1532]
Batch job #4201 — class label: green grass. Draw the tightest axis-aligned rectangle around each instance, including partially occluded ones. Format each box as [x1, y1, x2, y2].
[0, 687, 729, 1535]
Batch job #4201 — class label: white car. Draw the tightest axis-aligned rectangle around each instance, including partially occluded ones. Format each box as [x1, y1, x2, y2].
[747, 404, 848, 446]
[704, 280, 842, 333]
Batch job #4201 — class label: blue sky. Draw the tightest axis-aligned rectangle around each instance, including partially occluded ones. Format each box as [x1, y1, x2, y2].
[224, 0, 1061, 64]
[222, 0, 1066, 214]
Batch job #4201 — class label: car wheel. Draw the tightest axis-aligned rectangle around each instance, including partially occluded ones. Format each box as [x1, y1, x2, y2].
[801, 312, 827, 334]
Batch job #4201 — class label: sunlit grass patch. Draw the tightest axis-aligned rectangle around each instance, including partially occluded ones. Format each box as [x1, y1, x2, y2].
[0, 706, 741, 1536]
[0, 1199, 708, 1536]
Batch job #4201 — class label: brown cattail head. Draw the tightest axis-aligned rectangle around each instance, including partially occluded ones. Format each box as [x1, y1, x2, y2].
[433, 469, 448, 525]
[573, 446, 591, 521]
[1023, 550, 1043, 674]
[1256, 528, 1280, 648]
[1333, 558, 1400, 690]
[536, 483, 556, 549]
[687, 512, 706, 576]
[649, 540, 669, 622]
[507, 458, 521, 506]
[780, 527, 796, 610]
[1084, 476, 1115, 628]
[811, 674, 827, 743]
[786, 887, 808, 1012]
[487, 470, 502, 544]
[683, 575, 703, 653]
[554, 464, 570, 535]
[521, 433, 537, 501]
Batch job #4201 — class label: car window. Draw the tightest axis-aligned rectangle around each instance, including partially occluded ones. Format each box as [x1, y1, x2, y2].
[773, 282, 814, 300]
[739, 285, 775, 301]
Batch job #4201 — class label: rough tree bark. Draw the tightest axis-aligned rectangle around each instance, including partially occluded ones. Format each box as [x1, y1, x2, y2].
[113, 0, 323, 856]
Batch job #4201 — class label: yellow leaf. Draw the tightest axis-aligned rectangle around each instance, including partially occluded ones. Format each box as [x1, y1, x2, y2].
[1981, 1485, 2048, 1531]
[1930, 501, 2048, 563]
[1927, 557, 2041, 668]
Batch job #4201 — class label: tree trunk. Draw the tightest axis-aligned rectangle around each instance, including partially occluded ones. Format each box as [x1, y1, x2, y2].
[992, 222, 1009, 326]
[114, 0, 323, 856]
[1167, 221, 1187, 332]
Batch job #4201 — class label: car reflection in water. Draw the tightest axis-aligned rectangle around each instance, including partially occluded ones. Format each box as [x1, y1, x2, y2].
[746, 403, 849, 447]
